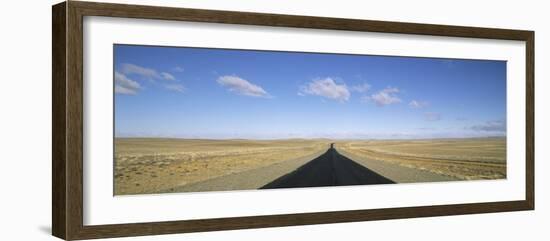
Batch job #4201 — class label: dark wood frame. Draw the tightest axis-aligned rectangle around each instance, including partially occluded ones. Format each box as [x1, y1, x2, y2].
[52, 1, 535, 240]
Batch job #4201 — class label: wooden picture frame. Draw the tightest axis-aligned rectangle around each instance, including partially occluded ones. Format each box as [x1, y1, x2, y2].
[52, 1, 534, 240]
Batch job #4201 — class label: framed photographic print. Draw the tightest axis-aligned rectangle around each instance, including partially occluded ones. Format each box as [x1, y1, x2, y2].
[52, 1, 534, 240]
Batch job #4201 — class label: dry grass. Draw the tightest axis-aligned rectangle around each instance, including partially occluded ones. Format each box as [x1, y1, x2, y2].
[114, 138, 330, 195]
[336, 137, 506, 180]
[115, 137, 506, 195]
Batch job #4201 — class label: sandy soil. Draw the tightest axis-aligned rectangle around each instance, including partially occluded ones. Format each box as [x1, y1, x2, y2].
[114, 137, 506, 195]
[114, 138, 330, 195]
[335, 138, 506, 181]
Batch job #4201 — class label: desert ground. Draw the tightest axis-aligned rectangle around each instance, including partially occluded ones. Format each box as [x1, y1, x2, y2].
[336, 138, 506, 182]
[114, 137, 506, 195]
[114, 138, 330, 195]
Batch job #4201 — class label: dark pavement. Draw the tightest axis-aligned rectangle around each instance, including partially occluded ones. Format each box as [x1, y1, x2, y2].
[261, 144, 395, 189]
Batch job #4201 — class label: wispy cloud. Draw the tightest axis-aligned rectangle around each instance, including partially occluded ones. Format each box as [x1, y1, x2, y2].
[364, 87, 401, 106]
[116, 64, 186, 95]
[299, 77, 350, 102]
[164, 84, 185, 93]
[351, 83, 371, 93]
[217, 75, 270, 98]
[424, 112, 442, 121]
[172, 66, 185, 72]
[161, 72, 176, 81]
[120, 63, 160, 80]
[409, 100, 429, 109]
[120, 63, 177, 81]
[115, 72, 141, 95]
[160, 72, 176, 81]
[469, 120, 506, 132]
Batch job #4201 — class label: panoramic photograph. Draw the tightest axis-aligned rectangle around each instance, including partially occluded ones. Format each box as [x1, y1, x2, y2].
[113, 44, 506, 195]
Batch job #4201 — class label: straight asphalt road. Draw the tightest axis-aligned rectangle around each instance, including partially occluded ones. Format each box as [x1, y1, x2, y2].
[261, 144, 395, 189]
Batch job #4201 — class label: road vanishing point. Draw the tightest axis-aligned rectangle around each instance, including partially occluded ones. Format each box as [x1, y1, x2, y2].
[261, 143, 395, 189]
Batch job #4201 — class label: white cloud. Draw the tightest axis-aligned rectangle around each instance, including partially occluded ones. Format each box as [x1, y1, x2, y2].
[161, 72, 176, 81]
[299, 78, 350, 102]
[121, 63, 176, 81]
[409, 100, 429, 108]
[351, 83, 371, 93]
[115, 72, 141, 95]
[424, 112, 442, 121]
[470, 120, 506, 132]
[164, 84, 185, 93]
[217, 75, 270, 97]
[367, 87, 401, 106]
[120, 63, 160, 80]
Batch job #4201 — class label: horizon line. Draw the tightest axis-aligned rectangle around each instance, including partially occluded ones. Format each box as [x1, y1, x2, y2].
[114, 136, 506, 141]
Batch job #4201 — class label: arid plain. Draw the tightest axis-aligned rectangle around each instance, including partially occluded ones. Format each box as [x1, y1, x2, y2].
[114, 137, 506, 195]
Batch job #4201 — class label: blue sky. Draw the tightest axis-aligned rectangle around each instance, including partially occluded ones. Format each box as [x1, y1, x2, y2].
[114, 44, 506, 139]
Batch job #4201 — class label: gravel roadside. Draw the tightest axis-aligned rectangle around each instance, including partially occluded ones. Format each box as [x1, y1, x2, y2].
[337, 148, 459, 183]
[163, 149, 327, 193]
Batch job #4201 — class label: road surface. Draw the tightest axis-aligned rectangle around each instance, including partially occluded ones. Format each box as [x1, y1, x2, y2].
[261, 144, 395, 189]
[164, 144, 457, 193]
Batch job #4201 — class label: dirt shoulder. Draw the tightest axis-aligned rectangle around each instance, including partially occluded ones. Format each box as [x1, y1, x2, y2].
[163, 149, 327, 193]
[337, 148, 458, 183]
